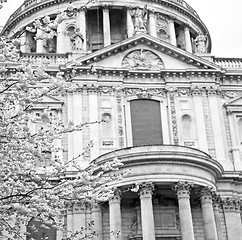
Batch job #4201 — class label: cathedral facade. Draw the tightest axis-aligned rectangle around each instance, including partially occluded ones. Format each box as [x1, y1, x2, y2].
[1, 0, 242, 239]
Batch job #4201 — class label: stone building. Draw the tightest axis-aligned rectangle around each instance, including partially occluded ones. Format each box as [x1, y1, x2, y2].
[1, 0, 242, 239]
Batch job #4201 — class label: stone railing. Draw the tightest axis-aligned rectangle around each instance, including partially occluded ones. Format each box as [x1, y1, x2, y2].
[20, 52, 70, 65]
[214, 58, 242, 69]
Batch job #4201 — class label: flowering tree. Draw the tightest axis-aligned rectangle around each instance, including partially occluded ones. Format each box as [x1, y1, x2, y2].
[0, 19, 125, 240]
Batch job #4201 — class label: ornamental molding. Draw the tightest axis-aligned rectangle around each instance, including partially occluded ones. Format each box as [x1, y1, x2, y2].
[222, 197, 241, 212]
[173, 181, 193, 196]
[138, 182, 155, 196]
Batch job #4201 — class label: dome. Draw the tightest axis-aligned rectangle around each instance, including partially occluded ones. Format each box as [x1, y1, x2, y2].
[1, 0, 211, 54]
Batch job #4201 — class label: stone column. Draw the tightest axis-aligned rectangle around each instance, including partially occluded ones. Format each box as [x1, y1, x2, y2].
[200, 187, 218, 240]
[184, 26, 192, 53]
[57, 21, 66, 53]
[222, 197, 242, 240]
[36, 29, 44, 53]
[92, 204, 103, 240]
[213, 196, 223, 240]
[168, 18, 177, 46]
[79, 7, 87, 51]
[103, 5, 111, 47]
[139, 182, 156, 240]
[20, 31, 27, 53]
[109, 188, 122, 240]
[126, 7, 134, 37]
[148, 10, 157, 38]
[192, 87, 209, 153]
[174, 182, 195, 240]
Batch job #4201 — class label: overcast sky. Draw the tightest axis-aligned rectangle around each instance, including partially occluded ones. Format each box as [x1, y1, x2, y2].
[0, 0, 241, 58]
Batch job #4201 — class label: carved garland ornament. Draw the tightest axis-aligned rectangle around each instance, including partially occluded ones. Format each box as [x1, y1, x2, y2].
[121, 49, 165, 70]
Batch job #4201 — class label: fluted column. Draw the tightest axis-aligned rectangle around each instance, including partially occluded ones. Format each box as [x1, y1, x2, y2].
[126, 7, 134, 37]
[139, 182, 155, 240]
[148, 10, 157, 38]
[168, 18, 176, 46]
[222, 197, 242, 240]
[200, 187, 218, 240]
[174, 182, 195, 240]
[109, 188, 122, 240]
[213, 196, 223, 240]
[92, 204, 103, 240]
[103, 5, 111, 47]
[184, 26, 192, 53]
[79, 7, 87, 51]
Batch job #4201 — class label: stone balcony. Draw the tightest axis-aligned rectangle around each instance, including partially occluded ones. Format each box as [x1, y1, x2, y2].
[92, 145, 224, 188]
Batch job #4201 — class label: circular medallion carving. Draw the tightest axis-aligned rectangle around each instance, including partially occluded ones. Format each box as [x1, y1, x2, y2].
[122, 49, 165, 70]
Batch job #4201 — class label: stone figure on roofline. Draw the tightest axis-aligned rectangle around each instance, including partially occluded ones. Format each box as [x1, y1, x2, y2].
[131, 5, 148, 32]
[193, 32, 208, 53]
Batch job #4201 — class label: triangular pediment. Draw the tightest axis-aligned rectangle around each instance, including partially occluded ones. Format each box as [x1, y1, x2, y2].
[224, 96, 242, 112]
[65, 33, 221, 71]
[33, 95, 63, 110]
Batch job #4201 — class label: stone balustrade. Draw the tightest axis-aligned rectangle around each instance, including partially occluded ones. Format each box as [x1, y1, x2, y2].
[20, 52, 70, 65]
[214, 58, 242, 69]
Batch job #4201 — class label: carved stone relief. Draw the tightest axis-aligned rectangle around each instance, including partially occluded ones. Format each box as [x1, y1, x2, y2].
[121, 49, 165, 70]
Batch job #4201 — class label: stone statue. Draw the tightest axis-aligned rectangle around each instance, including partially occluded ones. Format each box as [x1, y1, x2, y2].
[131, 5, 148, 31]
[69, 28, 84, 50]
[193, 32, 208, 53]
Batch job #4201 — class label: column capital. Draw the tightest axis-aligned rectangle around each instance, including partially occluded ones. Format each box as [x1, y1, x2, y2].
[222, 197, 241, 212]
[73, 202, 86, 213]
[109, 187, 121, 203]
[102, 4, 111, 12]
[200, 186, 215, 204]
[174, 181, 193, 198]
[138, 182, 154, 197]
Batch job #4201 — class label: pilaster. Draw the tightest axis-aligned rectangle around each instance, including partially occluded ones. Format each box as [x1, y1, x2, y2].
[222, 197, 242, 240]
[192, 86, 208, 153]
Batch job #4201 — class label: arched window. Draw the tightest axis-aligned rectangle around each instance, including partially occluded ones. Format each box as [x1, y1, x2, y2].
[182, 114, 192, 140]
[130, 99, 163, 146]
[27, 218, 57, 240]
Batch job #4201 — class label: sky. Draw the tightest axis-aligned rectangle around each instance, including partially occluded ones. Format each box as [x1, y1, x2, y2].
[0, 0, 241, 58]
